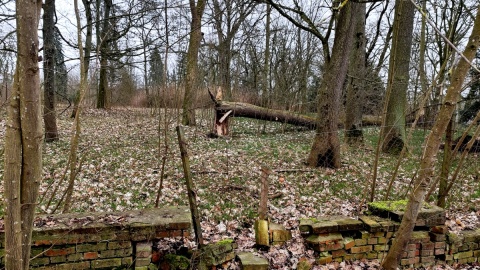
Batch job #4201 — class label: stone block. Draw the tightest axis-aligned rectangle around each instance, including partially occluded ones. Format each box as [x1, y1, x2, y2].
[31, 247, 45, 257]
[99, 249, 116, 258]
[108, 241, 131, 250]
[317, 253, 332, 265]
[367, 238, 378, 245]
[76, 243, 107, 253]
[198, 240, 237, 267]
[351, 245, 372, 254]
[435, 248, 445, 255]
[358, 216, 382, 233]
[367, 251, 378, 259]
[116, 247, 133, 257]
[311, 221, 338, 234]
[453, 250, 473, 260]
[83, 252, 99, 260]
[343, 238, 355, 250]
[135, 258, 152, 267]
[431, 225, 448, 234]
[45, 247, 76, 257]
[421, 249, 434, 256]
[67, 253, 83, 262]
[356, 231, 370, 239]
[377, 237, 387, 244]
[237, 252, 269, 270]
[50, 255, 67, 264]
[407, 243, 417, 251]
[255, 219, 269, 246]
[336, 218, 364, 231]
[354, 239, 367, 246]
[91, 258, 122, 269]
[409, 231, 430, 243]
[331, 249, 346, 258]
[421, 242, 435, 250]
[269, 223, 292, 244]
[374, 245, 389, 251]
[30, 257, 50, 266]
[306, 233, 343, 245]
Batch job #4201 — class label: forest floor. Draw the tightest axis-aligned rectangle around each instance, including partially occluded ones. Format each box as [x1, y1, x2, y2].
[0, 106, 480, 269]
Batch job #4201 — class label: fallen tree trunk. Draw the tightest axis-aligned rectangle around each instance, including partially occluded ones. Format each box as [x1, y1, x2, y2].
[212, 99, 382, 136]
[216, 101, 317, 130]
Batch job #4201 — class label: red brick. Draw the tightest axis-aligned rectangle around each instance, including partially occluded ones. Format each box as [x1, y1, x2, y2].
[156, 231, 169, 238]
[45, 247, 75, 257]
[355, 239, 367, 246]
[407, 244, 417, 251]
[84, 252, 98, 260]
[368, 238, 378, 245]
[351, 245, 372, 254]
[344, 238, 355, 250]
[421, 256, 435, 263]
[422, 242, 435, 250]
[435, 248, 445, 255]
[435, 242, 446, 249]
[33, 240, 53, 246]
[430, 225, 448, 234]
[421, 249, 434, 256]
[332, 249, 346, 258]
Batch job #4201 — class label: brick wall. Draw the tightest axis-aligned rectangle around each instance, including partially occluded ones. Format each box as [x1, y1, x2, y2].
[300, 203, 480, 268]
[0, 207, 191, 269]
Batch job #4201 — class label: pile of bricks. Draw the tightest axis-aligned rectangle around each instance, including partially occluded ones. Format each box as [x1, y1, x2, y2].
[300, 215, 398, 264]
[445, 229, 480, 264]
[0, 207, 191, 269]
[299, 201, 469, 268]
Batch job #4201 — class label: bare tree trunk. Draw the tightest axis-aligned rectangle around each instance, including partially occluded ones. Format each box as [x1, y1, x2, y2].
[4, 1, 43, 269]
[43, 0, 59, 142]
[382, 7, 480, 269]
[437, 119, 453, 208]
[182, 0, 206, 126]
[345, 2, 366, 144]
[97, 0, 112, 109]
[381, 0, 415, 154]
[72, 0, 92, 118]
[307, 2, 358, 168]
[62, 0, 91, 213]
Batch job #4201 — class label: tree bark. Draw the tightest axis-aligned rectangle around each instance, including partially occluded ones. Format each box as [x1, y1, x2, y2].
[182, 0, 206, 126]
[72, 0, 92, 117]
[4, 1, 43, 269]
[345, 2, 366, 144]
[307, 2, 358, 168]
[216, 100, 316, 131]
[382, 7, 480, 269]
[43, 0, 59, 142]
[97, 0, 112, 109]
[381, 0, 415, 154]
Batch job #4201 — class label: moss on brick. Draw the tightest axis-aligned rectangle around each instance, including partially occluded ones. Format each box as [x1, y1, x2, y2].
[163, 254, 190, 270]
